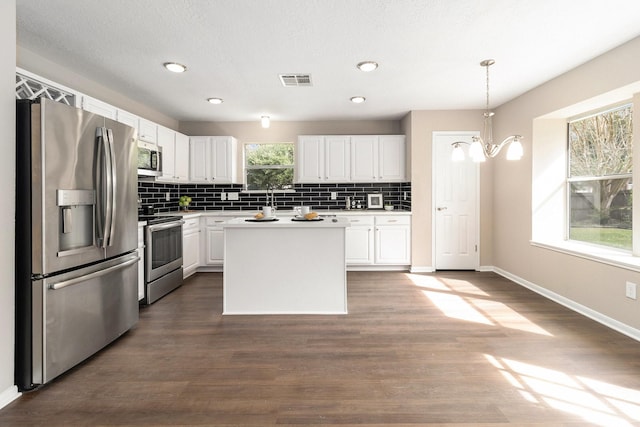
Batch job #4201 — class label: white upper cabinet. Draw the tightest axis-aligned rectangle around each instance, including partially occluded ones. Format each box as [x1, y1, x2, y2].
[157, 126, 190, 182]
[138, 118, 157, 144]
[81, 95, 117, 120]
[116, 109, 139, 131]
[378, 135, 406, 181]
[351, 135, 405, 182]
[296, 135, 350, 183]
[189, 136, 237, 184]
[174, 132, 190, 181]
[350, 135, 378, 181]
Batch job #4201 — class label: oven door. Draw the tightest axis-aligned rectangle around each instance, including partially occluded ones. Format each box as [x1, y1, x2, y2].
[145, 221, 183, 282]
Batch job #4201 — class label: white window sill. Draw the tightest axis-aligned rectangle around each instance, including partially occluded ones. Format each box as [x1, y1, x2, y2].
[530, 240, 640, 272]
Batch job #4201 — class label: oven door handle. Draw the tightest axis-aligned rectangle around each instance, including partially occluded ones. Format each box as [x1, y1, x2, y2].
[147, 220, 185, 232]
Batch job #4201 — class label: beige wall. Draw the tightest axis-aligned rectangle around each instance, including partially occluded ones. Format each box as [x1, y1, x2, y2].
[491, 35, 640, 330]
[17, 46, 178, 130]
[402, 110, 491, 270]
[1, 0, 17, 407]
[179, 120, 401, 141]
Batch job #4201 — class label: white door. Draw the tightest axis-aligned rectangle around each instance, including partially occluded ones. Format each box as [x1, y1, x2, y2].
[433, 131, 479, 270]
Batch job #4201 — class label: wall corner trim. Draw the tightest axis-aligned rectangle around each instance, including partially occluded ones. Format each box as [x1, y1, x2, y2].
[0, 385, 20, 410]
[492, 267, 640, 343]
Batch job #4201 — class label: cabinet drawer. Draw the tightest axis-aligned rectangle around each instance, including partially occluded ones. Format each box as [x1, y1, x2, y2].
[344, 215, 374, 226]
[183, 217, 200, 232]
[204, 217, 228, 227]
[375, 215, 411, 226]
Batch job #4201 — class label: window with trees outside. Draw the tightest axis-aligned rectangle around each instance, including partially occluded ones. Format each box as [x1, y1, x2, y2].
[244, 143, 294, 191]
[568, 104, 633, 250]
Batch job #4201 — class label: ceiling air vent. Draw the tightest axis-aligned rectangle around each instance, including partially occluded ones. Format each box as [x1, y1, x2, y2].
[279, 74, 312, 87]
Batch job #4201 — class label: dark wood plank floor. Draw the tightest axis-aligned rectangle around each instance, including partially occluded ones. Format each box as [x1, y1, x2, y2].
[2, 271, 640, 426]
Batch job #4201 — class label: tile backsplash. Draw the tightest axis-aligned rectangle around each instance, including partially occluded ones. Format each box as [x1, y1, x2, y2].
[138, 181, 411, 212]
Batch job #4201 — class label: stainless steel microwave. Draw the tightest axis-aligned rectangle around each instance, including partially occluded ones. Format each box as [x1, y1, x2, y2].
[137, 140, 162, 177]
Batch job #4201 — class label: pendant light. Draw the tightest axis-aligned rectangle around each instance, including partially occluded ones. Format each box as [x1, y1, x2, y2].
[452, 59, 523, 162]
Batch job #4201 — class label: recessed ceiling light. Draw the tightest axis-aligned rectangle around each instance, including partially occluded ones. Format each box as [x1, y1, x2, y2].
[357, 61, 378, 72]
[207, 97, 223, 104]
[163, 62, 187, 73]
[350, 96, 366, 104]
[261, 116, 270, 128]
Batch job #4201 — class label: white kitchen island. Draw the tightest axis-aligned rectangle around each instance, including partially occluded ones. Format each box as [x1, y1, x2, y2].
[222, 216, 350, 315]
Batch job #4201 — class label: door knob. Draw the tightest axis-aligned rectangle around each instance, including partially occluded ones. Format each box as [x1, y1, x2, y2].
[437, 206, 447, 211]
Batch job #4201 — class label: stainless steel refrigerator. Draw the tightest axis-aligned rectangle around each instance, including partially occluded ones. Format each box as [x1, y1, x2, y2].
[15, 98, 139, 391]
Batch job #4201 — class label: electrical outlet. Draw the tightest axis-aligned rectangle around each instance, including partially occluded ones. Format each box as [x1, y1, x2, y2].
[626, 281, 637, 300]
[220, 193, 226, 201]
[165, 192, 170, 201]
[331, 192, 337, 200]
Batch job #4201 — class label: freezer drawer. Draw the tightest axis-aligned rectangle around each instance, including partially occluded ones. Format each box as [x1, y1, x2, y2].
[30, 252, 139, 387]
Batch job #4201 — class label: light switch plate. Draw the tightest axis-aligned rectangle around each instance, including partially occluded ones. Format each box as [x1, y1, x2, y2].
[227, 192, 239, 201]
[331, 192, 337, 200]
[220, 193, 226, 201]
[626, 281, 637, 300]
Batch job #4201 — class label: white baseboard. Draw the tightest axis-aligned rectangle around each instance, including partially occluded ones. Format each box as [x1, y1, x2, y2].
[409, 266, 435, 273]
[477, 265, 494, 272]
[492, 266, 640, 343]
[0, 385, 20, 410]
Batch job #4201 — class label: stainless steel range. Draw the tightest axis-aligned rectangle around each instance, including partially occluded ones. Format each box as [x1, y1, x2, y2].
[139, 215, 184, 304]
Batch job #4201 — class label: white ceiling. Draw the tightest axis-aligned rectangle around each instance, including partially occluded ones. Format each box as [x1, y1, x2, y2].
[16, 0, 640, 123]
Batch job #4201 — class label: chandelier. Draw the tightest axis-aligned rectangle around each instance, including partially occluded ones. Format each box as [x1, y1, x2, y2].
[451, 59, 523, 162]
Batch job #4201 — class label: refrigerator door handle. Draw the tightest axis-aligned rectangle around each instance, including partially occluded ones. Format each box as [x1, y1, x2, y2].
[106, 128, 117, 246]
[95, 127, 114, 248]
[48, 254, 139, 290]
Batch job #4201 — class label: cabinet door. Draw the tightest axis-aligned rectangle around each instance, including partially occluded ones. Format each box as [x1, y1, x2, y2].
[157, 126, 175, 180]
[296, 136, 324, 182]
[174, 132, 190, 181]
[138, 118, 157, 143]
[190, 137, 209, 182]
[351, 135, 378, 182]
[116, 109, 139, 131]
[82, 96, 117, 119]
[325, 136, 350, 182]
[375, 226, 410, 264]
[205, 227, 225, 264]
[379, 135, 406, 181]
[210, 137, 235, 183]
[346, 226, 374, 264]
[182, 230, 200, 278]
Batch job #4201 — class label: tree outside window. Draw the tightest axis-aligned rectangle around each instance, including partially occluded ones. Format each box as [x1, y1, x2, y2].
[245, 143, 294, 191]
[568, 104, 633, 250]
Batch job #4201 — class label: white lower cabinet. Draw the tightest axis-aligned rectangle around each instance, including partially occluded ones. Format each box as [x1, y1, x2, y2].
[202, 217, 226, 266]
[182, 217, 200, 278]
[345, 216, 374, 265]
[137, 224, 145, 301]
[344, 214, 411, 268]
[374, 215, 411, 264]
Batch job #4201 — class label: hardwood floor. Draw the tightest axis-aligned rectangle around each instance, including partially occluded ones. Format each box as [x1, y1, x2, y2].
[2, 271, 640, 426]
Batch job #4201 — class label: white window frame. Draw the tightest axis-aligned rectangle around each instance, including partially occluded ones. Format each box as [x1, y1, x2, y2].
[566, 103, 633, 252]
[242, 142, 295, 193]
[531, 94, 640, 272]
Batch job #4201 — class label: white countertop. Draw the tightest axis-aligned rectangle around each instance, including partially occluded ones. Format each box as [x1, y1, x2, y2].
[223, 216, 350, 228]
[164, 209, 411, 219]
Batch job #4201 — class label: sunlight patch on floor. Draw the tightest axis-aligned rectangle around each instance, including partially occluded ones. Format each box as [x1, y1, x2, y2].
[486, 354, 640, 426]
[406, 274, 552, 336]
